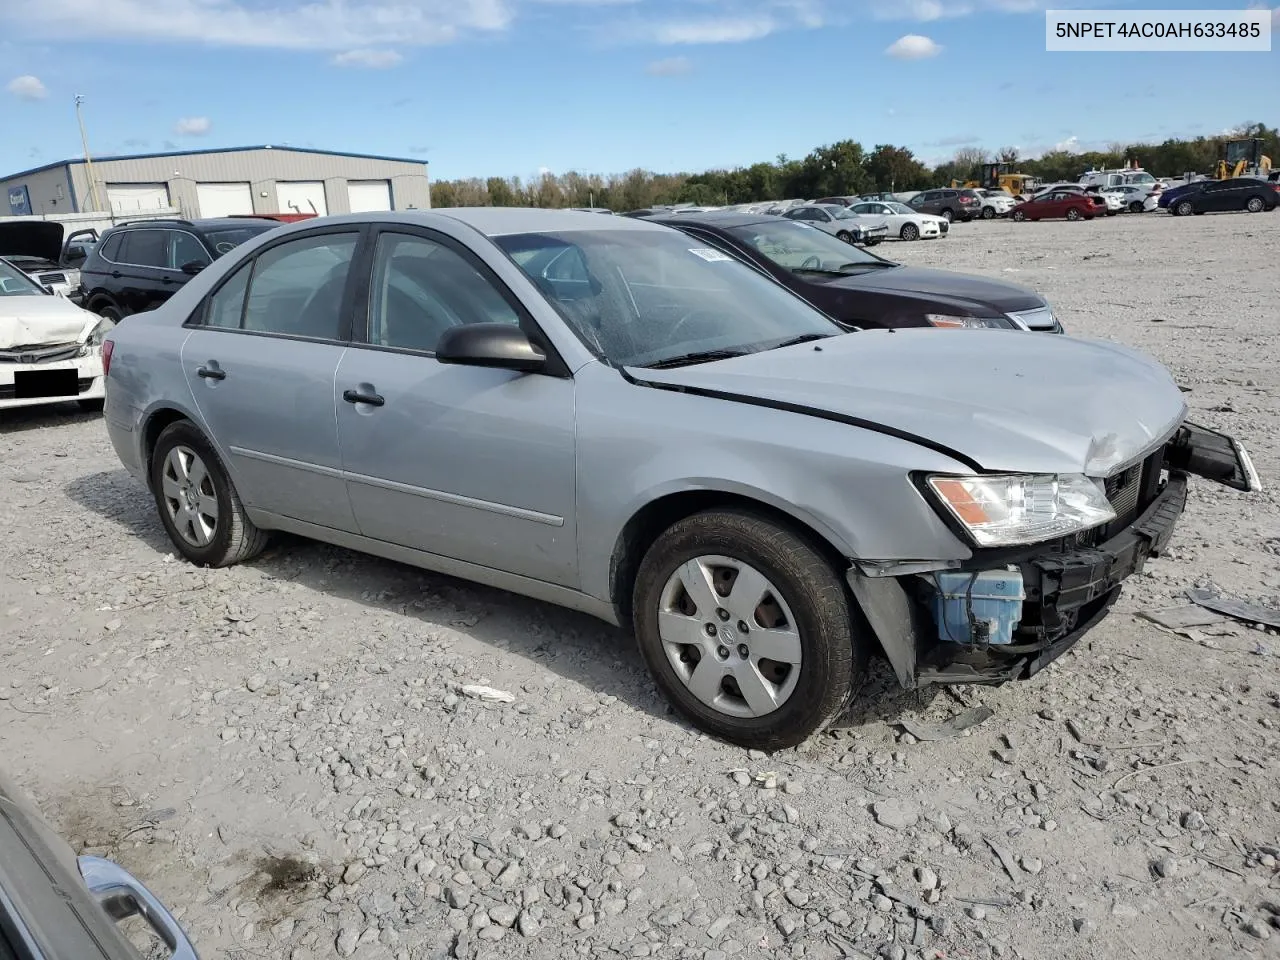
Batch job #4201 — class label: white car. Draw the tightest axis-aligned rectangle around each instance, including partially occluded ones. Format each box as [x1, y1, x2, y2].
[975, 190, 1018, 219]
[846, 201, 949, 241]
[0, 257, 113, 413]
[1102, 184, 1161, 213]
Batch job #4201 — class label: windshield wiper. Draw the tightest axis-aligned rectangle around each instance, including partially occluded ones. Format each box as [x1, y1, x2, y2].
[644, 348, 751, 369]
[837, 260, 895, 271]
[770, 333, 835, 349]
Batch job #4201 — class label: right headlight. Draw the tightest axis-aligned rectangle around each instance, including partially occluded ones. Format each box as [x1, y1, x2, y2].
[924, 314, 1015, 330]
[926, 473, 1116, 547]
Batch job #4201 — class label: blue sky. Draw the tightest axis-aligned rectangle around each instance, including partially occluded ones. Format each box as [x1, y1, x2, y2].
[2, 0, 1276, 182]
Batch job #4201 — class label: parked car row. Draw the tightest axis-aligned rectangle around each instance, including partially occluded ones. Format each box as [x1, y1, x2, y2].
[87, 207, 1256, 750]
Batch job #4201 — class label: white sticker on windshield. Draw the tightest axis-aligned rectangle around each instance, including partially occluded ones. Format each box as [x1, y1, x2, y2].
[688, 247, 733, 262]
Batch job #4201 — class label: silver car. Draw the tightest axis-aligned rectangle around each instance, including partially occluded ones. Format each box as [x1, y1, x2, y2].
[782, 204, 890, 246]
[101, 209, 1259, 749]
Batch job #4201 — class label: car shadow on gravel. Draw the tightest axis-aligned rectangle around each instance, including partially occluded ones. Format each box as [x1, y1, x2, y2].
[66, 468, 944, 741]
[0, 404, 103, 434]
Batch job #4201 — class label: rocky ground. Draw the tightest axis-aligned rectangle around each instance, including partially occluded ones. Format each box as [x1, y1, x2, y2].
[2, 210, 1278, 960]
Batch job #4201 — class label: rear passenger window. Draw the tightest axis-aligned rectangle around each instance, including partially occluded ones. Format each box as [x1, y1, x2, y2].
[205, 264, 250, 329]
[241, 233, 358, 340]
[121, 230, 167, 267]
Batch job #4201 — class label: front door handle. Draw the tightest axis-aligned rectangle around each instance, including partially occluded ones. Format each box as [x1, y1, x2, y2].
[196, 365, 225, 381]
[343, 389, 385, 407]
[161, 276, 175, 284]
[111, 271, 122, 278]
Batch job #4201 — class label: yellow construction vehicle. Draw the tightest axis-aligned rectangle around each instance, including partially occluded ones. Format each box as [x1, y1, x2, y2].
[950, 162, 1042, 197]
[1215, 138, 1273, 179]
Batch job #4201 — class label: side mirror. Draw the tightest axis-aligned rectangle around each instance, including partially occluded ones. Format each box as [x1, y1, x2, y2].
[180, 260, 207, 275]
[65, 246, 87, 265]
[435, 323, 546, 373]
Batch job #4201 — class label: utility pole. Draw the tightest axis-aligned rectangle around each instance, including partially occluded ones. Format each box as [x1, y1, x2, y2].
[75, 95, 103, 212]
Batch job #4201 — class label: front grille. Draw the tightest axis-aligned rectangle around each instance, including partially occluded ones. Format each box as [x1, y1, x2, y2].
[0, 377, 94, 400]
[0, 343, 81, 363]
[37, 272, 67, 285]
[1106, 463, 1142, 523]
[939, 221, 949, 234]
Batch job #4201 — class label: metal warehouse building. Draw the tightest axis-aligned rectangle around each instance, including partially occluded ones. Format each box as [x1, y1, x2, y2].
[2, 145, 430, 219]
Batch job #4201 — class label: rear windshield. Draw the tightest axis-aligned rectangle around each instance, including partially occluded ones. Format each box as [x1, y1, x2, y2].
[202, 224, 277, 258]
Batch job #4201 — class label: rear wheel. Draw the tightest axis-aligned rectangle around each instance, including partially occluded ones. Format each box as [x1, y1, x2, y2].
[632, 509, 865, 750]
[981, 206, 995, 220]
[149, 421, 270, 567]
[96, 303, 123, 322]
[900, 222, 920, 241]
[1012, 209, 1026, 222]
[1175, 200, 1194, 217]
[1066, 207, 1084, 221]
[940, 208, 954, 222]
[1129, 201, 1144, 213]
[1246, 196, 1265, 213]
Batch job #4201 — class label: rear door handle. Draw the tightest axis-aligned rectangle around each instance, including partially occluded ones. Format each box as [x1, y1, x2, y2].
[197, 365, 225, 381]
[111, 271, 122, 278]
[343, 389, 384, 407]
[161, 276, 175, 284]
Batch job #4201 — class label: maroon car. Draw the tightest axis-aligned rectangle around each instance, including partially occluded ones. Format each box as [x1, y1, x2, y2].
[1011, 189, 1106, 222]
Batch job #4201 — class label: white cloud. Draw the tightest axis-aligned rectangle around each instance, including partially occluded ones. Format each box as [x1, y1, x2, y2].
[331, 48, 403, 67]
[6, 74, 47, 100]
[885, 34, 942, 58]
[0, 0, 512, 49]
[870, 0, 1113, 19]
[645, 55, 692, 75]
[174, 116, 211, 136]
[650, 16, 777, 44]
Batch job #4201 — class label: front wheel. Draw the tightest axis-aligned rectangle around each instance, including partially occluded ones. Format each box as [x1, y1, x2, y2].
[1246, 196, 1265, 213]
[1129, 201, 1144, 213]
[1175, 200, 1194, 217]
[836, 231, 852, 243]
[96, 303, 123, 322]
[1012, 209, 1026, 222]
[900, 223, 920, 241]
[149, 421, 270, 567]
[981, 206, 995, 220]
[633, 509, 865, 750]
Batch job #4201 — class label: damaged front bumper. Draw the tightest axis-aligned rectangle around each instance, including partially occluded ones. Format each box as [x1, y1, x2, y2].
[0, 346, 104, 410]
[848, 422, 1259, 689]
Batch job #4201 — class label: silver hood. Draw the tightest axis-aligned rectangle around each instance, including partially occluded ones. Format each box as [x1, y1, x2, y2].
[627, 328, 1187, 476]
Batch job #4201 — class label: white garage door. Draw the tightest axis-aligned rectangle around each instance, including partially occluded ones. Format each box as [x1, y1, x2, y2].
[106, 183, 171, 214]
[347, 180, 392, 212]
[196, 182, 254, 218]
[276, 181, 327, 217]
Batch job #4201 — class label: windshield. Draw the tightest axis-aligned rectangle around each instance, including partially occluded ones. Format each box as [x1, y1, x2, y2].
[832, 207, 863, 219]
[727, 219, 888, 275]
[496, 228, 843, 368]
[0, 259, 46, 296]
[203, 224, 277, 258]
[884, 202, 913, 214]
[1127, 172, 1155, 184]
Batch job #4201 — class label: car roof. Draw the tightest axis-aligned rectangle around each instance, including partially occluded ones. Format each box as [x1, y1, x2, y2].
[427, 207, 665, 236]
[646, 211, 790, 230]
[110, 217, 279, 232]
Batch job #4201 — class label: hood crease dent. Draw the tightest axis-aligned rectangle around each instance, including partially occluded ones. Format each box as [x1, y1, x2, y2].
[625, 329, 1188, 477]
[0, 296, 99, 348]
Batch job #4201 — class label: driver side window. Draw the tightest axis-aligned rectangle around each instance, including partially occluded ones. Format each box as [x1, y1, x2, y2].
[367, 232, 520, 354]
[240, 232, 358, 340]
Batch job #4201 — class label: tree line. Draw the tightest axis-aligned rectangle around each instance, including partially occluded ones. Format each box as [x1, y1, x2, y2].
[429, 122, 1278, 211]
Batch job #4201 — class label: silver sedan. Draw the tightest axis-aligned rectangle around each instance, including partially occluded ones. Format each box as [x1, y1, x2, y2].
[101, 209, 1255, 748]
[782, 204, 889, 245]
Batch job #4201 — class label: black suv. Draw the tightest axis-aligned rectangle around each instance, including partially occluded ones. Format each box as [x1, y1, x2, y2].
[79, 217, 280, 320]
[907, 188, 983, 222]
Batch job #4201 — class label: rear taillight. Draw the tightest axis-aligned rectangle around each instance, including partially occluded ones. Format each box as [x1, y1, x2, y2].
[102, 339, 114, 377]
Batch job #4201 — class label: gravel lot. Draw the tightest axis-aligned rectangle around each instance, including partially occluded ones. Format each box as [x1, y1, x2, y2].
[3, 210, 1278, 960]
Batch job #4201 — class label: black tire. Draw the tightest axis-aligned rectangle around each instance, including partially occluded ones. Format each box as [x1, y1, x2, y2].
[1066, 207, 1083, 221]
[866, 238, 882, 246]
[939, 208, 954, 222]
[1012, 209, 1026, 222]
[78, 399, 105, 412]
[96, 303, 123, 322]
[900, 222, 920, 241]
[1175, 200, 1194, 217]
[836, 231, 852, 243]
[632, 509, 865, 750]
[149, 420, 270, 567]
[1129, 201, 1144, 213]
[981, 206, 995, 220]
[1246, 196, 1265, 213]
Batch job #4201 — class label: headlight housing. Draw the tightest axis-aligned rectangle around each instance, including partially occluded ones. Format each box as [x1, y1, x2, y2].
[926, 473, 1116, 547]
[924, 314, 1015, 330]
[79, 317, 116, 356]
